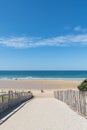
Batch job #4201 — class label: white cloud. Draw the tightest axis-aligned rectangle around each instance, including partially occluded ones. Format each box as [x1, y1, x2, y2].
[74, 26, 87, 32]
[0, 34, 87, 48]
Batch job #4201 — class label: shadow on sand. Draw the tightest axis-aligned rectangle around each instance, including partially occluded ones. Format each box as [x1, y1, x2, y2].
[0, 97, 34, 125]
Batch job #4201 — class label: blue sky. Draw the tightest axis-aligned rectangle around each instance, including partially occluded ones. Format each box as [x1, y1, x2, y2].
[0, 0, 87, 70]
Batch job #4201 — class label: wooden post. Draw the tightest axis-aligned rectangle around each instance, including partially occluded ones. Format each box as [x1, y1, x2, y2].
[84, 91, 87, 116]
[8, 91, 11, 101]
[1, 95, 4, 103]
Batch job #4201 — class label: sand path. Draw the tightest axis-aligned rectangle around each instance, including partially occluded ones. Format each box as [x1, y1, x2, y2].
[0, 98, 87, 130]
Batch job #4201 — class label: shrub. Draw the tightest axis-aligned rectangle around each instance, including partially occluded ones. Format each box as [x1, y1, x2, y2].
[78, 79, 87, 91]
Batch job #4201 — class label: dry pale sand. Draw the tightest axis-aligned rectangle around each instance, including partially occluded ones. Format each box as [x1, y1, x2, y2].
[0, 79, 82, 97]
[1, 98, 87, 130]
[0, 79, 82, 90]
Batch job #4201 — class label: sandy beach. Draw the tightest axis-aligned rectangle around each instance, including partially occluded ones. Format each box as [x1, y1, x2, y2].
[0, 79, 82, 97]
[0, 79, 87, 130]
[0, 79, 82, 90]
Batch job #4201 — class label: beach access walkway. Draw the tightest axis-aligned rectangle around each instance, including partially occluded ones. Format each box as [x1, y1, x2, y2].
[0, 98, 87, 130]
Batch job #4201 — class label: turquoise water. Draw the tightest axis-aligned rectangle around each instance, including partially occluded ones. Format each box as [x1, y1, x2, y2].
[0, 71, 87, 80]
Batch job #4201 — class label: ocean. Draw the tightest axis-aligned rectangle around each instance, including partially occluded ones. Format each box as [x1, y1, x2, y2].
[0, 70, 87, 80]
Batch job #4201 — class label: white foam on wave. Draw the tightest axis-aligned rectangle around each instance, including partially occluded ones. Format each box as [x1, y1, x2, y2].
[0, 77, 85, 80]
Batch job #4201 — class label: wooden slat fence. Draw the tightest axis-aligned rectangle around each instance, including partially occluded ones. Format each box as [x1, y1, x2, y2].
[54, 90, 87, 117]
[0, 91, 33, 113]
